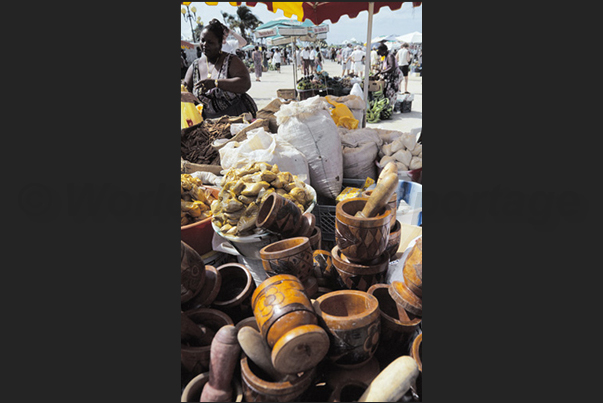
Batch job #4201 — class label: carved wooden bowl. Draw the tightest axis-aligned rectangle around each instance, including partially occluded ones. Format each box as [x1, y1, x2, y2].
[256, 192, 303, 238]
[330, 245, 389, 292]
[181, 241, 206, 304]
[314, 290, 381, 368]
[259, 237, 313, 283]
[335, 197, 393, 263]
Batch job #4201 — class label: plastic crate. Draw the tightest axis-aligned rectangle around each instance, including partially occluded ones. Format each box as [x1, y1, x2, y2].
[277, 89, 296, 100]
[314, 179, 422, 242]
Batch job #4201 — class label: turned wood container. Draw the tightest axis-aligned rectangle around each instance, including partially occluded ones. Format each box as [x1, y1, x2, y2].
[330, 245, 389, 292]
[367, 284, 421, 356]
[314, 290, 381, 368]
[384, 220, 402, 261]
[180, 308, 233, 378]
[309, 225, 322, 251]
[259, 237, 314, 284]
[181, 265, 221, 312]
[240, 355, 316, 402]
[212, 263, 255, 322]
[251, 274, 329, 374]
[335, 197, 393, 263]
[181, 241, 206, 304]
[312, 249, 334, 288]
[411, 332, 422, 372]
[256, 192, 303, 238]
[181, 372, 243, 402]
[389, 280, 422, 317]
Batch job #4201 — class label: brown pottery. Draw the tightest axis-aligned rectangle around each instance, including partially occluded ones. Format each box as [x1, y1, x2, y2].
[330, 246, 389, 292]
[313, 249, 334, 288]
[335, 197, 393, 263]
[403, 260, 422, 298]
[256, 192, 303, 238]
[367, 284, 421, 360]
[260, 237, 314, 284]
[181, 265, 221, 312]
[389, 280, 422, 317]
[181, 241, 206, 304]
[181, 372, 243, 402]
[180, 308, 233, 379]
[212, 263, 255, 322]
[240, 355, 316, 402]
[384, 220, 402, 261]
[309, 225, 322, 251]
[328, 380, 368, 402]
[411, 332, 422, 372]
[251, 274, 330, 374]
[324, 356, 380, 397]
[363, 189, 397, 226]
[314, 290, 381, 368]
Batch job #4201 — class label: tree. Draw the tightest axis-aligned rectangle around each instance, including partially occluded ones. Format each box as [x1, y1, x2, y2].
[192, 22, 204, 42]
[221, 6, 263, 43]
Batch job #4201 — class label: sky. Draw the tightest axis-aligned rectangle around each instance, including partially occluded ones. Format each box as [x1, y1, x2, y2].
[180, 2, 422, 45]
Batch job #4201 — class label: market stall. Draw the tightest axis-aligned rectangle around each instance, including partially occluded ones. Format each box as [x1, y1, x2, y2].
[181, 3, 422, 401]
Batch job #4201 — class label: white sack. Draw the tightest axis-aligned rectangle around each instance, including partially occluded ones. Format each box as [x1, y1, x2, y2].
[275, 96, 343, 198]
[219, 127, 310, 183]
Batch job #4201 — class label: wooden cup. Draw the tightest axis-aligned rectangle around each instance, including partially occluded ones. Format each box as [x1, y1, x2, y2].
[314, 290, 381, 368]
[335, 197, 393, 263]
[259, 237, 314, 284]
[330, 246, 389, 292]
[181, 241, 206, 304]
[256, 192, 303, 238]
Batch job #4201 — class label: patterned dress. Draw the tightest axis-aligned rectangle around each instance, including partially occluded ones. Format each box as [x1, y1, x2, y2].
[381, 52, 401, 106]
[193, 53, 257, 119]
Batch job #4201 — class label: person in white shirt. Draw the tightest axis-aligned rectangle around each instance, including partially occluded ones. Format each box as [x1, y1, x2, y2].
[309, 47, 317, 73]
[272, 48, 282, 73]
[220, 28, 247, 54]
[348, 46, 365, 78]
[396, 42, 412, 94]
[341, 43, 353, 76]
[301, 46, 312, 76]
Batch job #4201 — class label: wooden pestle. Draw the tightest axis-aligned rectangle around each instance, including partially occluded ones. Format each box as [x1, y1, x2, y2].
[200, 325, 241, 402]
[237, 327, 295, 383]
[355, 172, 399, 218]
[358, 355, 419, 402]
[378, 161, 398, 184]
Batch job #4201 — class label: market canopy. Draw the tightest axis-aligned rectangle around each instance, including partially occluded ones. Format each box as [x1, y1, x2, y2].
[181, 40, 195, 49]
[396, 31, 422, 44]
[190, 2, 421, 25]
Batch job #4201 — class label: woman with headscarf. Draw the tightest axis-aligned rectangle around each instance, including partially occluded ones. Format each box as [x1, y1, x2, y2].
[183, 19, 257, 119]
[376, 43, 401, 106]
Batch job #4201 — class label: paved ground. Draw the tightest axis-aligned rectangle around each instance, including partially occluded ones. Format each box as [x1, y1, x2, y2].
[246, 59, 422, 133]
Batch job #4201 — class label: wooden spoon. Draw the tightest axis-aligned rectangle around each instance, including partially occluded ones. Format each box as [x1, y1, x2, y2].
[355, 172, 399, 218]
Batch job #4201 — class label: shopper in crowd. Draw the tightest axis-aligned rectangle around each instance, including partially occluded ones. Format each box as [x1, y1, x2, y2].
[183, 19, 257, 119]
[349, 45, 365, 78]
[251, 46, 263, 81]
[396, 42, 412, 94]
[221, 27, 247, 54]
[181, 49, 189, 80]
[341, 43, 353, 76]
[301, 46, 312, 76]
[272, 48, 282, 73]
[376, 43, 401, 107]
[314, 46, 323, 72]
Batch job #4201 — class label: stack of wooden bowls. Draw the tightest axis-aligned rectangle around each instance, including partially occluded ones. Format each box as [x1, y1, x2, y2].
[331, 197, 393, 292]
[257, 192, 321, 297]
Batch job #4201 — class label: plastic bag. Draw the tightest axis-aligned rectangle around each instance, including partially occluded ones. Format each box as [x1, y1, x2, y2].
[350, 82, 364, 99]
[275, 96, 343, 199]
[218, 127, 310, 183]
[325, 97, 358, 130]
